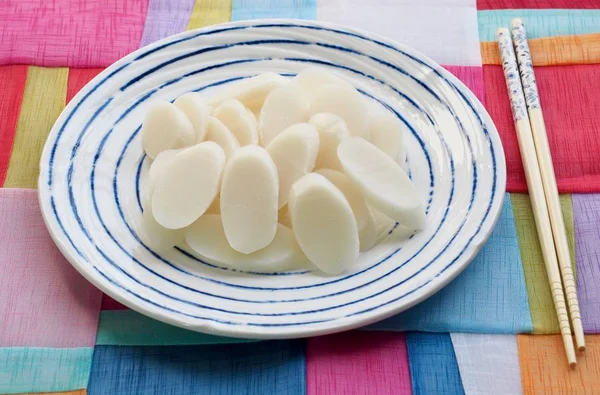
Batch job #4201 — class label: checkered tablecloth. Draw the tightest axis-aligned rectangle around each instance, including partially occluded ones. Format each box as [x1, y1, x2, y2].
[1, 0, 599, 394]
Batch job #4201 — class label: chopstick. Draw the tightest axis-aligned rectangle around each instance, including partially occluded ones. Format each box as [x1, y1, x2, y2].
[496, 27, 577, 367]
[510, 18, 585, 353]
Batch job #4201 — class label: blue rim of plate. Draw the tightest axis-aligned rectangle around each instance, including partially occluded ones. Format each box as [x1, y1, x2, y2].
[38, 19, 506, 338]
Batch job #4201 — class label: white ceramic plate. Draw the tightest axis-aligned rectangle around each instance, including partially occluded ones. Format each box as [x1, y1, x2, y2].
[38, 19, 506, 339]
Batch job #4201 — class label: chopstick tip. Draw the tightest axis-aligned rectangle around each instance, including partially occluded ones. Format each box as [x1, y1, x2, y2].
[496, 27, 509, 37]
[511, 18, 523, 28]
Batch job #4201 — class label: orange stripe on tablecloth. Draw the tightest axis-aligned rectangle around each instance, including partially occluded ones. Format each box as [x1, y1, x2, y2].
[67, 68, 105, 103]
[0, 65, 28, 186]
[518, 334, 600, 393]
[481, 33, 600, 66]
[3, 67, 68, 189]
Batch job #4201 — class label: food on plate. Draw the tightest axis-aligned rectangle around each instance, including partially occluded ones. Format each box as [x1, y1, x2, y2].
[368, 111, 406, 164]
[213, 99, 259, 146]
[174, 92, 211, 142]
[185, 214, 306, 272]
[220, 145, 279, 254]
[259, 85, 310, 146]
[265, 123, 319, 209]
[309, 113, 350, 171]
[141, 100, 194, 159]
[139, 68, 423, 273]
[338, 137, 426, 229]
[204, 116, 240, 159]
[289, 67, 351, 101]
[310, 83, 369, 139]
[288, 173, 359, 275]
[151, 142, 226, 229]
[316, 169, 377, 252]
[211, 72, 288, 115]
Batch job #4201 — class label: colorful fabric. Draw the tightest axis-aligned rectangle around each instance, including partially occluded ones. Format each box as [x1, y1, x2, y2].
[87, 342, 305, 395]
[405, 333, 465, 395]
[306, 332, 412, 395]
[451, 334, 523, 395]
[480, 33, 600, 66]
[1, 0, 600, 393]
[368, 194, 532, 334]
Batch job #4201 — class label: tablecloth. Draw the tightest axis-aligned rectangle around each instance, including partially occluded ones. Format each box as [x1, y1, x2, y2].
[0, 0, 599, 394]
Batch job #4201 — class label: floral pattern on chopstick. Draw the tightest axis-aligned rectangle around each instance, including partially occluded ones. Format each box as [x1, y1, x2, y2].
[497, 29, 527, 122]
[511, 19, 541, 110]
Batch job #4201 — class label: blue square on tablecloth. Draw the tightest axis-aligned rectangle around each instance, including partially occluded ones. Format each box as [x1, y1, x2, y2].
[405, 332, 465, 395]
[367, 194, 533, 333]
[87, 340, 305, 395]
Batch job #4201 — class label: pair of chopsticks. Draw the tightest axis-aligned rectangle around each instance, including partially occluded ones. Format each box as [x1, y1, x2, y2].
[497, 19, 585, 367]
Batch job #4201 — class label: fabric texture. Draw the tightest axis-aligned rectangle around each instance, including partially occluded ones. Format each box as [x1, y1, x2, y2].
[67, 68, 105, 103]
[306, 332, 412, 395]
[510, 194, 576, 333]
[0, 347, 93, 394]
[140, 0, 196, 47]
[405, 332, 465, 395]
[0, 65, 27, 186]
[572, 194, 600, 333]
[232, 0, 316, 20]
[0, 189, 102, 347]
[1, 0, 600, 393]
[478, 10, 600, 41]
[477, 0, 600, 9]
[87, 342, 305, 395]
[480, 33, 600, 66]
[451, 334, 523, 395]
[0, 0, 148, 67]
[368, 195, 533, 334]
[443, 66, 486, 104]
[484, 64, 600, 193]
[186, 0, 232, 30]
[3, 67, 68, 189]
[518, 335, 600, 394]
[317, 0, 482, 66]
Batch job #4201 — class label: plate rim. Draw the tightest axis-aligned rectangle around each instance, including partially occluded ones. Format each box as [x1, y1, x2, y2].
[38, 18, 507, 339]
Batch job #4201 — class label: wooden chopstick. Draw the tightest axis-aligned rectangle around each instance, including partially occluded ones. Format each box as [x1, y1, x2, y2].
[496, 27, 577, 367]
[510, 18, 585, 353]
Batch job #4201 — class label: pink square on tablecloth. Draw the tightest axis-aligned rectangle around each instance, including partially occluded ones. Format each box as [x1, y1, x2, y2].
[0, 0, 148, 67]
[306, 331, 412, 395]
[484, 64, 600, 193]
[0, 189, 102, 347]
[443, 65, 486, 105]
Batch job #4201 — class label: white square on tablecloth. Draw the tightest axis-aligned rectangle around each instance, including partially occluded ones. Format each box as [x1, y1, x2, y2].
[317, 0, 482, 66]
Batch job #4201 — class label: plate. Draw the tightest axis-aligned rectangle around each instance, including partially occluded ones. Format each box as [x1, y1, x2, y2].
[38, 19, 506, 339]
